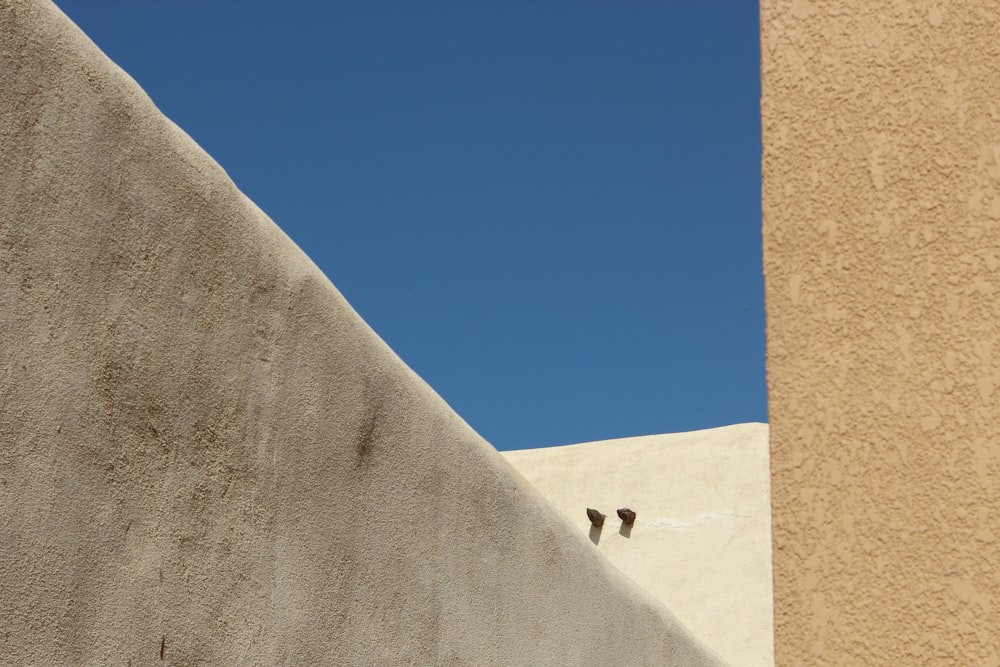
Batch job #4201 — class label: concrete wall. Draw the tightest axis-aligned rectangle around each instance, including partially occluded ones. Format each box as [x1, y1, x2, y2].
[762, 1, 1000, 664]
[0, 1, 726, 664]
[503, 424, 774, 667]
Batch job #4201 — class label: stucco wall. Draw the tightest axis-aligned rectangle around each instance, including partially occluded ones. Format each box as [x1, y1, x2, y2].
[503, 424, 774, 667]
[0, 1, 726, 664]
[762, 1, 1000, 664]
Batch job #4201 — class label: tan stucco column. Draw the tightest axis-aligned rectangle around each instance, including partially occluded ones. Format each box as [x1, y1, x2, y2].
[762, 1, 1000, 664]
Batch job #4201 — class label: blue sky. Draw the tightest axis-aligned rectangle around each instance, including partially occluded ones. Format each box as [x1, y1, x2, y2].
[55, 1, 764, 451]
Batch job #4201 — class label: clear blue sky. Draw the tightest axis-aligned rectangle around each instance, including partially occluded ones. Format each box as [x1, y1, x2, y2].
[55, 1, 765, 451]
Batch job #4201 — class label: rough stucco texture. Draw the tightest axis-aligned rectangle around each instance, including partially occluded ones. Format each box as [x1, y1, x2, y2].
[0, 1, 726, 665]
[762, 1, 1000, 665]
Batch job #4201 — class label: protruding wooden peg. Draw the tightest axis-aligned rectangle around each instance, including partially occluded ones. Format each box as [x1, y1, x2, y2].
[586, 508, 606, 528]
[616, 508, 636, 525]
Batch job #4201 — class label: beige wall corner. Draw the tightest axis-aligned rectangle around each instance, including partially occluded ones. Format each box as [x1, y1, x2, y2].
[0, 1, 727, 664]
[762, 1, 1000, 664]
[504, 423, 774, 667]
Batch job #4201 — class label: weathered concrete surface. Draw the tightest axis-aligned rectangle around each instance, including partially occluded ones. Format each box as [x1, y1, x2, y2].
[0, 1, 726, 664]
[504, 423, 774, 667]
[762, 1, 1000, 664]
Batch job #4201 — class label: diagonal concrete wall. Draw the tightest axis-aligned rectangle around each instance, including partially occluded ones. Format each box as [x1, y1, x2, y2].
[762, 1, 1000, 664]
[0, 1, 725, 664]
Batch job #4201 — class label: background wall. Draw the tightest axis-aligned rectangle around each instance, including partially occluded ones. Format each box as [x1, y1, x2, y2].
[762, 1, 1000, 664]
[504, 423, 774, 667]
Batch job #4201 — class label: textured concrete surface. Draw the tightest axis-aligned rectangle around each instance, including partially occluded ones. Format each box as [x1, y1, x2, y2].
[762, 1, 1000, 664]
[0, 1, 727, 664]
[504, 423, 774, 667]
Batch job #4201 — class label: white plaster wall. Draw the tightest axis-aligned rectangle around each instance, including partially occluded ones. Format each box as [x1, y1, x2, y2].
[504, 423, 773, 667]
